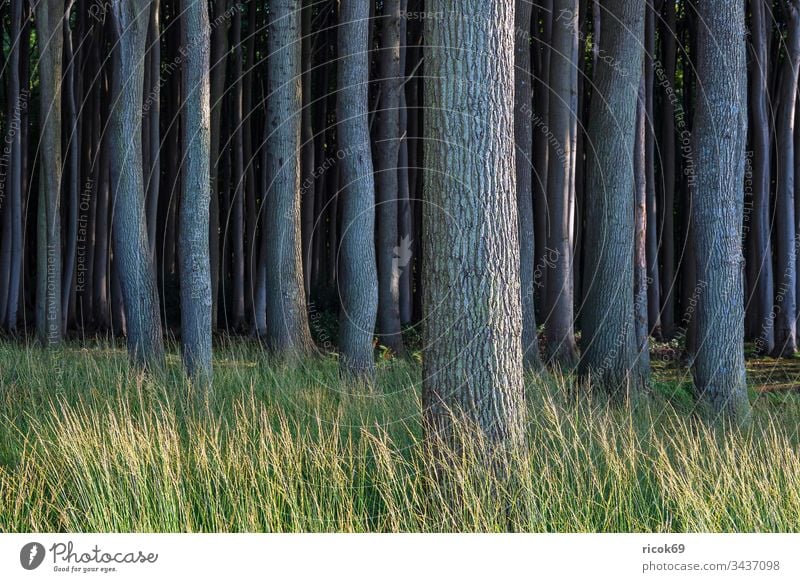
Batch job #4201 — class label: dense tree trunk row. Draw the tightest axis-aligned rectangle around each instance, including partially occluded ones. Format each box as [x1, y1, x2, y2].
[0, 0, 773, 425]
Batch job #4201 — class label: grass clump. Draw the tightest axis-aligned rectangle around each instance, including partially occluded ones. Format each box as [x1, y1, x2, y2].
[0, 339, 799, 532]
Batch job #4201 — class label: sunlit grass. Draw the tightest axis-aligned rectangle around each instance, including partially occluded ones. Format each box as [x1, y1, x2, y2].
[0, 339, 799, 532]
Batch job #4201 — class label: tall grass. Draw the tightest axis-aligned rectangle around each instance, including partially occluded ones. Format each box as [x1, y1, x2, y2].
[0, 339, 799, 532]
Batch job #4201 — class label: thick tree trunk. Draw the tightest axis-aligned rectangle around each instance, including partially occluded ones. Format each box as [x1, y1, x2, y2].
[375, 0, 406, 356]
[179, 0, 213, 384]
[34, 0, 64, 345]
[423, 1, 525, 446]
[690, 0, 751, 422]
[265, 0, 315, 356]
[580, 0, 646, 398]
[109, 0, 165, 368]
[337, 0, 379, 377]
[545, 0, 579, 368]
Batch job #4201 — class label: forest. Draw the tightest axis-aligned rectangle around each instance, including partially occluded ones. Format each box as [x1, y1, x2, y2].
[1, 0, 800, 534]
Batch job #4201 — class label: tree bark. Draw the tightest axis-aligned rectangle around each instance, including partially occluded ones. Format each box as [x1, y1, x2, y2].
[690, 0, 751, 422]
[337, 0, 379, 377]
[423, 1, 525, 446]
[265, 0, 315, 356]
[773, 3, 800, 357]
[375, 0, 406, 356]
[34, 0, 64, 345]
[658, 0, 678, 338]
[109, 0, 165, 368]
[545, 0, 580, 368]
[179, 0, 214, 384]
[516, 0, 542, 370]
[580, 0, 646, 398]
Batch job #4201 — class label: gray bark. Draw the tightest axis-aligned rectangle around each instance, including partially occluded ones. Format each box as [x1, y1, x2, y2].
[179, 0, 213, 384]
[545, 0, 579, 368]
[423, 1, 525, 446]
[774, 3, 800, 357]
[109, 0, 165, 368]
[375, 0, 406, 356]
[265, 0, 315, 355]
[34, 0, 64, 346]
[579, 0, 646, 398]
[691, 0, 751, 422]
[337, 0, 379, 377]
[516, 0, 542, 370]
[748, 0, 774, 354]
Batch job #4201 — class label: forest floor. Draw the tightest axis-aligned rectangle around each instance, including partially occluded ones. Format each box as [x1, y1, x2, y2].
[0, 337, 799, 533]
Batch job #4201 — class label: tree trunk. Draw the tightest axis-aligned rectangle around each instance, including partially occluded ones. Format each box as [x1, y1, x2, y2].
[644, 3, 661, 339]
[658, 0, 678, 338]
[337, 0, 379, 377]
[423, 0, 525, 446]
[580, 0, 646, 399]
[209, 0, 229, 330]
[265, 0, 315, 356]
[774, 4, 800, 357]
[179, 0, 213, 384]
[545, 0, 579, 368]
[34, 0, 64, 345]
[109, 0, 165, 368]
[229, 5, 245, 330]
[4, 0, 23, 332]
[748, 0, 774, 354]
[533, 0, 552, 321]
[690, 0, 751, 422]
[635, 78, 651, 377]
[375, 0, 406, 356]
[516, 0, 542, 370]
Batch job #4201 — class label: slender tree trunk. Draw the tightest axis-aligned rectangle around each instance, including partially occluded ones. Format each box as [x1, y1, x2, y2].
[644, 3, 661, 339]
[34, 0, 64, 345]
[691, 0, 751, 422]
[423, 0, 525, 447]
[774, 4, 800, 357]
[300, 0, 316, 299]
[4, 0, 23, 332]
[109, 0, 165, 368]
[545, 0, 579, 368]
[146, 0, 161, 261]
[62, 1, 80, 331]
[658, 0, 678, 338]
[179, 0, 213, 383]
[635, 78, 651, 377]
[516, 0, 541, 370]
[533, 0, 552, 320]
[228, 5, 245, 329]
[265, 0, 315, 356]
[375, 0, 406, 356]
[337, 0, 379, 377]
[209, 0, 229, 330]
[580, 0, 646, 398]
[747, 0, 775, 354]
